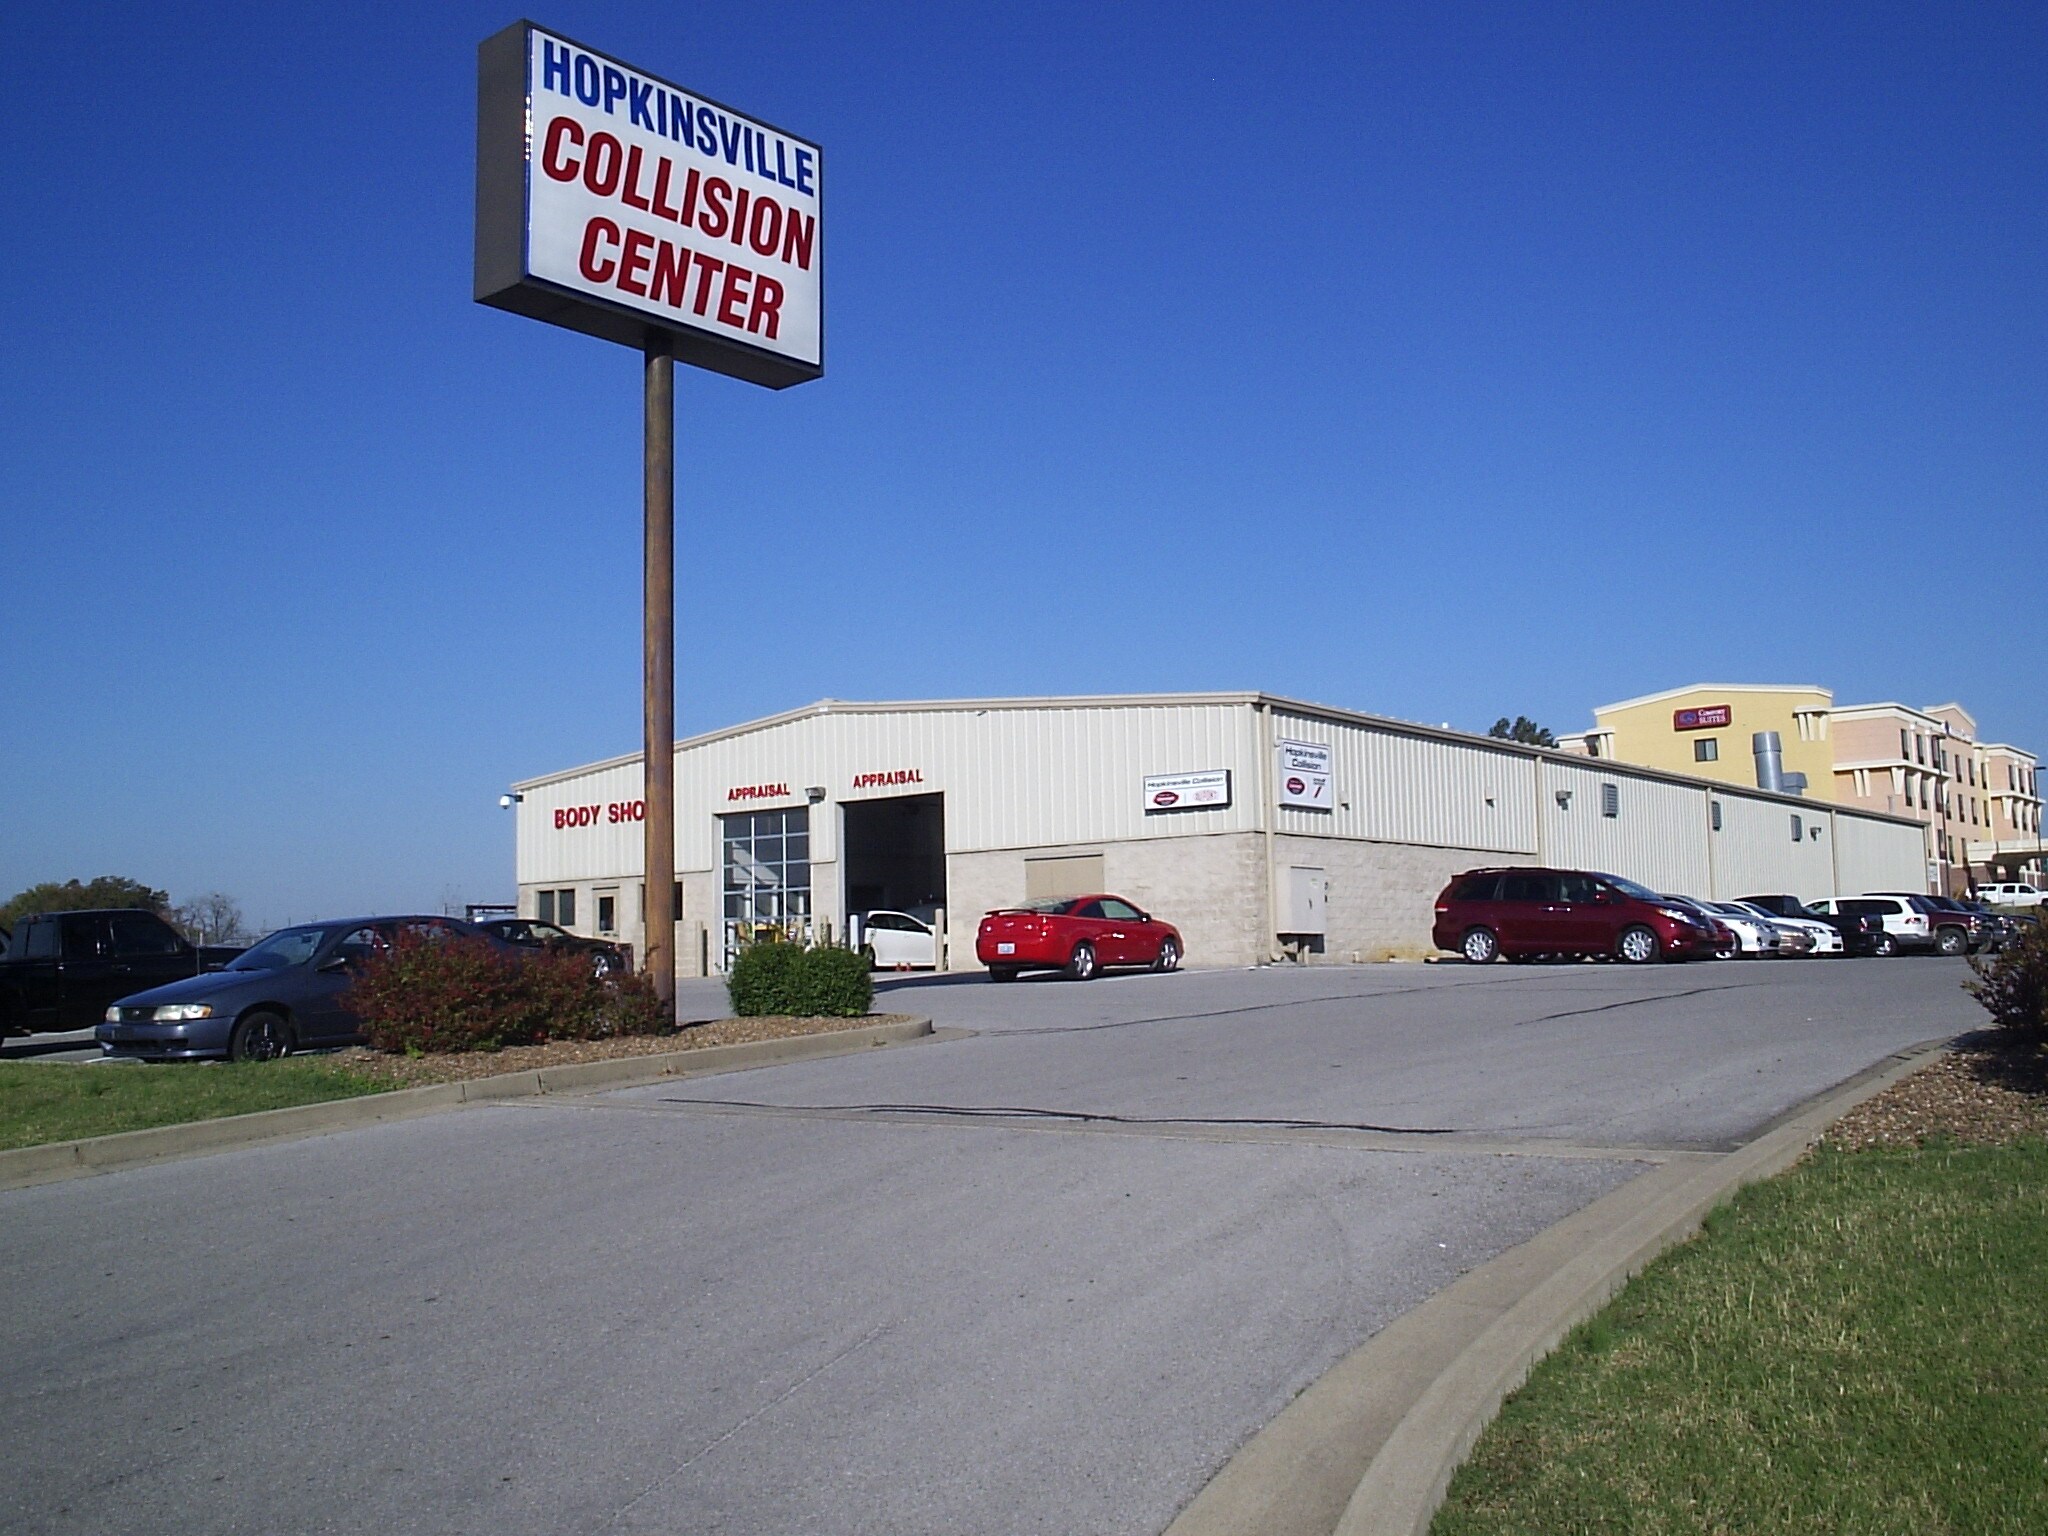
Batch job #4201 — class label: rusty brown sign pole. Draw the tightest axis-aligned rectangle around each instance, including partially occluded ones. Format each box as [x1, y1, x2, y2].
[643, 340, 676, 1017]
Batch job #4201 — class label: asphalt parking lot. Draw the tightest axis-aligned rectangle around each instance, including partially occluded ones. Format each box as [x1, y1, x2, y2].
[1, 957, 1983, 1535]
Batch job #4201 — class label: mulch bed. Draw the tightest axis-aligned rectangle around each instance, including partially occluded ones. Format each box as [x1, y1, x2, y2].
[332, 1013, 922, 1088]
[1825, 1035, 2048, 1151]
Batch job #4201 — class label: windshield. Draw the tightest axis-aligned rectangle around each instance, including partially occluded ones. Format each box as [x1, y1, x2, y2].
[1598, 875, 1664, 902]
[227, 926, 328, 971]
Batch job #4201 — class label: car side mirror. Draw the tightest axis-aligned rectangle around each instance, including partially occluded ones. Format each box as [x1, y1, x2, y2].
[318, 955, 352, 974]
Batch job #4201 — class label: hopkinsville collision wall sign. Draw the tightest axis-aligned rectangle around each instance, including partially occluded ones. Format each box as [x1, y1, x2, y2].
[475, 22, 823, 388]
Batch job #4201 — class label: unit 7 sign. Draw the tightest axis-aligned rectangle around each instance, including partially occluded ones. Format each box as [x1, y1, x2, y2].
[1276, 740, 1333, 810]
[475, 23, 823, 389]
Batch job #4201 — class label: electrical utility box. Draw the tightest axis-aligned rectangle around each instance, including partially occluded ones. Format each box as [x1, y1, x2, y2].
[1280, 866, 1328, 935]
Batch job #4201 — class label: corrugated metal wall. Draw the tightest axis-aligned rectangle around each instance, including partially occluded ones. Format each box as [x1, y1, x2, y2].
[1833, 812, 1928, 897]
[1705, 791, 1838, 901]
[1537, 759, 1712, 894]
[514, 759, 647, 887]
[519, 699, 1259, 886]
[1270, 710, 1535, 854]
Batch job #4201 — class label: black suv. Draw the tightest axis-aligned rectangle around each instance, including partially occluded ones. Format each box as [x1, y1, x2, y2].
[1739, 895, 1887, 957]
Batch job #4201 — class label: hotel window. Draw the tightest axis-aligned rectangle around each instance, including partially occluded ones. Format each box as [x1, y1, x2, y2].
[1901, 728, 1912, 759]
[1694, 738, 1719, 763]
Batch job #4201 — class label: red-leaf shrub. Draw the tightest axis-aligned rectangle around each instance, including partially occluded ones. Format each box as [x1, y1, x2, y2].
[1968, 917, 2048, 1048]
[346, 934, 671, 1053]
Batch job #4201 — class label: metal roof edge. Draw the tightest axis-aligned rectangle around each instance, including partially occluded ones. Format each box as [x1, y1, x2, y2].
[511, 692, 1268, 789]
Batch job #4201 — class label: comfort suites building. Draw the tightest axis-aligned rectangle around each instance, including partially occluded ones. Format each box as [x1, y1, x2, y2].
[510, 693, 1927, 974]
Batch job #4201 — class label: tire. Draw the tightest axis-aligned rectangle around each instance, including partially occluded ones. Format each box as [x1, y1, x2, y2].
[988, 966, 1019, 983]
[227, 1011, 293, 1063]
[1935, 926, 1967, 957]
[1064, 942, 1098, 981]
[1616, 926, 1660, 965]
[1152, 937, 1181, 973]
[590, 950, 617, 979]
[1871, 932, 1898, 957]
[1460, 927, 1500, 965]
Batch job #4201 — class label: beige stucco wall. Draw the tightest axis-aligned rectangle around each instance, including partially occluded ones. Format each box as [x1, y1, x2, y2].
[1592, 686, 1834, 799]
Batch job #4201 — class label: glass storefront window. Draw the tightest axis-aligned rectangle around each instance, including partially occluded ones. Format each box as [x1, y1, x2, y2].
[721, 807, 812, 966]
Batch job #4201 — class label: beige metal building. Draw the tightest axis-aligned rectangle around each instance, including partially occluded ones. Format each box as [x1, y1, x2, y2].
[509, 692, 1928, 973]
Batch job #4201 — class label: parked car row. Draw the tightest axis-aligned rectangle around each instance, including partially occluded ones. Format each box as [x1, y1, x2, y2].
[0, 906, 638, 1063]
[1428, 867, 2014, 965]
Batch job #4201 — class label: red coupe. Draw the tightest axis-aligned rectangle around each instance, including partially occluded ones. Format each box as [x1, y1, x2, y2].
[976, 895, 1182, 982]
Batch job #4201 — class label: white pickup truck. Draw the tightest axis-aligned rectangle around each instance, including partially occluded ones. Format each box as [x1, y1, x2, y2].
[1976, 882, 2046, 908]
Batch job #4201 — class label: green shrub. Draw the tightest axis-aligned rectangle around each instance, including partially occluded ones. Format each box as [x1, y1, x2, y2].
[348, 934, 671, 1053]
[1967, 917, 2048, 1047]
[791, 944, 874, 1017]
[726, 942, 874, 1018]
[726, 940, 805, 1017]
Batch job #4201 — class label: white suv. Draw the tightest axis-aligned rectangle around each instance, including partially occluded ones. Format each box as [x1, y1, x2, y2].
[1976, 882, 2046, 908]
[1809, 895, 1935, 956]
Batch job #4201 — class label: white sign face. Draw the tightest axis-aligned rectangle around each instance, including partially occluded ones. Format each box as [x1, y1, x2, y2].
[1143, 769, 1231, 813]
[495, 26, 822, 379]
[1276, 740, 1333, 810]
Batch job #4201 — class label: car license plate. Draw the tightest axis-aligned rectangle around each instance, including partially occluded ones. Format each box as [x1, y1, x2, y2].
[996, 942, 1015, 955]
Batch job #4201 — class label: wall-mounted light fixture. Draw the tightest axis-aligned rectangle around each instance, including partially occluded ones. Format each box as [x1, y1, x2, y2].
[1555, 789, 1573, 809]
[806, 786, 827, 804]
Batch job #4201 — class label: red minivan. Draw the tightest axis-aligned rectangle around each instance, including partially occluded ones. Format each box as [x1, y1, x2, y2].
[1431, 868, 1726, 965]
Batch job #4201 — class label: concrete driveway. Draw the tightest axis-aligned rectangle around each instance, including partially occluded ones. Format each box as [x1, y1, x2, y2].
[1, 958, 1981, 1535]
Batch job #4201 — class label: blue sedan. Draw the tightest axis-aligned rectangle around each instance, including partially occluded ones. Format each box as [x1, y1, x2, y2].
[96, 915, 488, 1062]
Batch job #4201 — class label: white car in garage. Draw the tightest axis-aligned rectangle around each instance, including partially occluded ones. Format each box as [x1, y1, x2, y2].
[860, 911, 937, 970]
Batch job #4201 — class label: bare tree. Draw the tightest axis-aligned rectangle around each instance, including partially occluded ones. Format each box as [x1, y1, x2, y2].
[172, 892, 248, 946]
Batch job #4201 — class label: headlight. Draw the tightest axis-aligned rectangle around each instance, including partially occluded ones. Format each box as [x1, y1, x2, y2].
[104, 1006, 120, 1023]
[152, 1004, 215, 1021]
[1654, 907, 1695, 925]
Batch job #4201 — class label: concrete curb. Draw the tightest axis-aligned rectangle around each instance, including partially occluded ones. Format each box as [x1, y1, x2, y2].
[1166, 1038, 1951, 1536]
[0, 1017, 934, 1192]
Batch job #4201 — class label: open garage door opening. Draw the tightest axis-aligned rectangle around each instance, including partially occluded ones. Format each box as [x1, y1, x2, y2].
[843, 793, 947, 963]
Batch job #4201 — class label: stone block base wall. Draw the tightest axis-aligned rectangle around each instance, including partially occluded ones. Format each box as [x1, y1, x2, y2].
[1272, 835, 1537, 962]
[946, 833, 1266, 970]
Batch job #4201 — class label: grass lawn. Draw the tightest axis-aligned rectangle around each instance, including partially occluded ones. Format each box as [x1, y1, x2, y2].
[0, 1059, 394, 1151]
[1434, 1141, 2048, 1535]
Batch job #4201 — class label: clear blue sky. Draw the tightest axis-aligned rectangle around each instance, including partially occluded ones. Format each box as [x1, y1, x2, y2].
[3, 2, 2043, 928]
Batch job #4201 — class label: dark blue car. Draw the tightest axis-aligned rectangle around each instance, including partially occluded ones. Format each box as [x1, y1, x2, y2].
[96, 915, 490, 1062]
